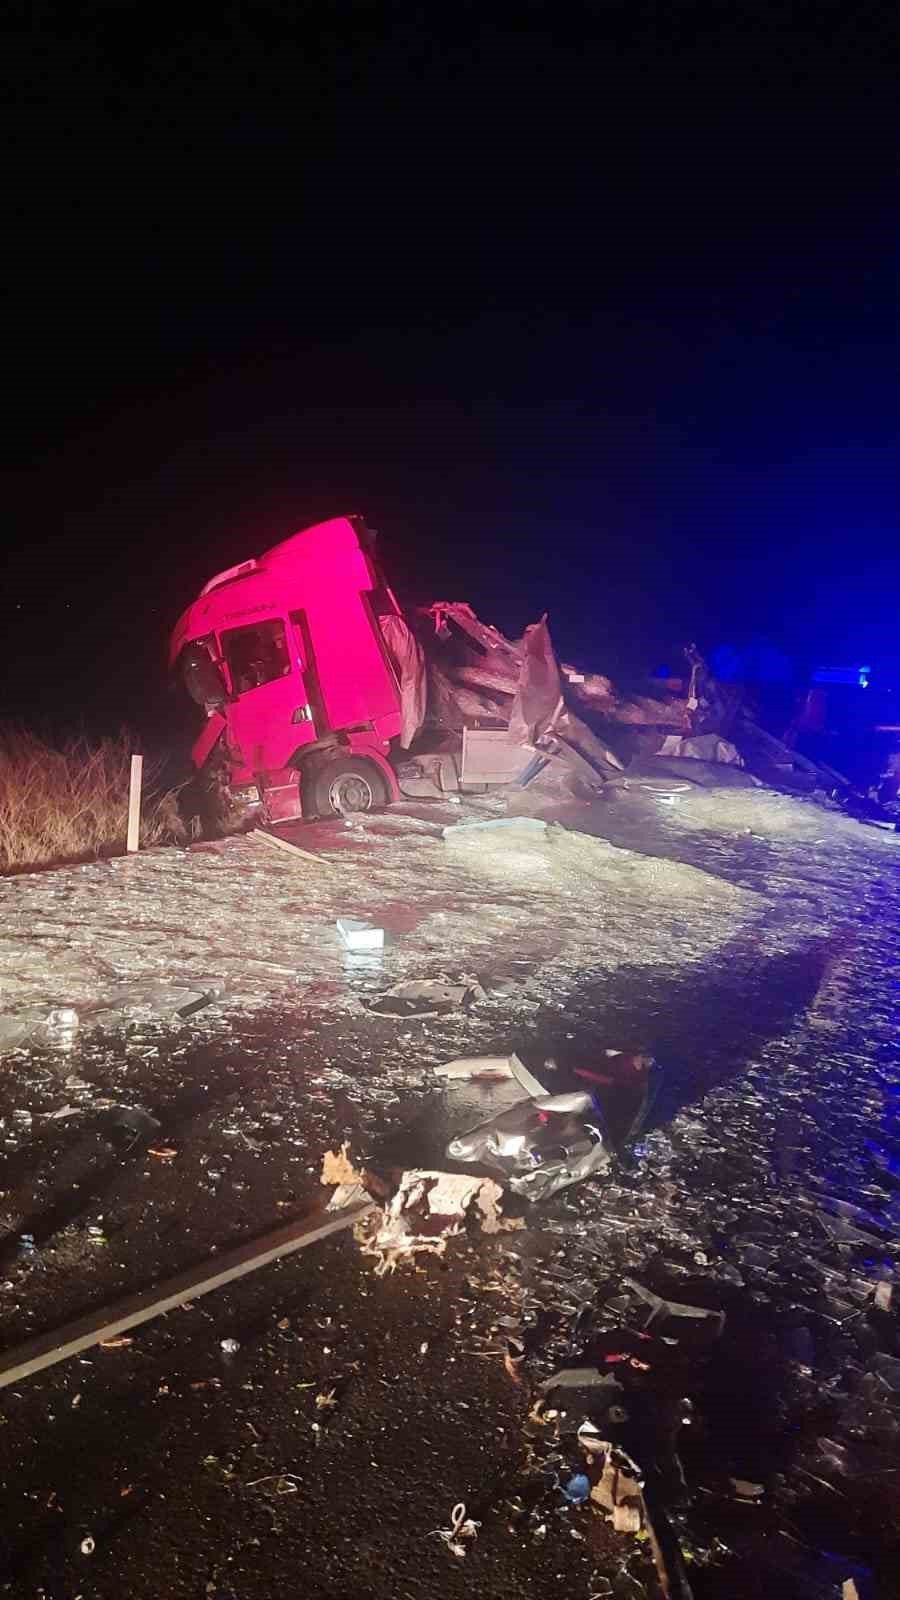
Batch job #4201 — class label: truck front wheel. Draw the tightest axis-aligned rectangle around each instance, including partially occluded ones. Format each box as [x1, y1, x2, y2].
[308, 756, 390, 818]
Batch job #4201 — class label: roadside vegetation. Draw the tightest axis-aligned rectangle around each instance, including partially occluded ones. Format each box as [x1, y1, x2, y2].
[0, 725, 185, 873]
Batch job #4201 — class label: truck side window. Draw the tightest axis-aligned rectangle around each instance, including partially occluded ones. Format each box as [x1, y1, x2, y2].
[221, 619, 291, 694]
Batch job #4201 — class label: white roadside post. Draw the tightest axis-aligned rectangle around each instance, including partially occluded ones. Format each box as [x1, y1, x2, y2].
[126, 753, 143, 853]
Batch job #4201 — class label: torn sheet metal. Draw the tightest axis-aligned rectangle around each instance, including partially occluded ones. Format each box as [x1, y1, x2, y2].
[379, 611, 427, 748]
[434, 1051, 549, 1099]
[446, 1089, 610, 1203]
[366, 978, 487, 1019]
[507, 615, 564, 747]
[434, 1053, 522, 1082]
[656, 733, 744, 767]
[425, 602, 522, 667]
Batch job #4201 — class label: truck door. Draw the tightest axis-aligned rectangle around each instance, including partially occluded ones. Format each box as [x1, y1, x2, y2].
[220, 616, 313, 777]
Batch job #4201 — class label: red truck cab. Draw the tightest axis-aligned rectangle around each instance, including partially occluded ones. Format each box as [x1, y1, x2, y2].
[170, 515, 404, 822]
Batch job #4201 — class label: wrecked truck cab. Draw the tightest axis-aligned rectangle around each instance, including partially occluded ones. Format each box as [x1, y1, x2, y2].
[171, 515, 621, 831]
[170, 515, 404, 825]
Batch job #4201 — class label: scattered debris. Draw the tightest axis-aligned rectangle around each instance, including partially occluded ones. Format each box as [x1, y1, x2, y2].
[442, 816, 548, 841]
[729, 1478, 764, 1501]
[246, 1471, 303, 1494]
[366, 978, 487, 1019]
[105, 1105, 162, 1141]
[326, 1181, 371, 1212]
[434, 1053, 521, 1081]
[447, 1090, 610, 1202]
[615, 1279, 726, 1340]
[357, 1170, 506, 1275]
[429, 1501, 481, 1559]
[656, 733, 743, 767]
[249, 828, 324, 865]
[0, 1203, 373, 1391]
[433, 1050, 548, 1096]
[320, 1143, 365, 1187]
[587, 1443, 646, 1533]
[336, 917, 385, 952]
[561, 1471, 591, 1504]
[219, 1338, 240, 1355]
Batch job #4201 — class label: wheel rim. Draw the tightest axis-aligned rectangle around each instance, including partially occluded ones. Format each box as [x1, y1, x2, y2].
[328, 772, 376, 813]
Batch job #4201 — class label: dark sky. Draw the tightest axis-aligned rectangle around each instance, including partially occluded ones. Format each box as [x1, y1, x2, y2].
[3, 2, 897, 735]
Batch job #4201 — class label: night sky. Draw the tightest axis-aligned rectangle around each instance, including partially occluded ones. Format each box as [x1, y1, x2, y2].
[3, 3, 897, 740]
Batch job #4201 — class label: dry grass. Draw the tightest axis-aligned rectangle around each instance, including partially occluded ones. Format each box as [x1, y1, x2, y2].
[0, 725, 186, 873]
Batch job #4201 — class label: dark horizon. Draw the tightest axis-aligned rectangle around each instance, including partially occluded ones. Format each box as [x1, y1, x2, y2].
[3, 3, 897, 738]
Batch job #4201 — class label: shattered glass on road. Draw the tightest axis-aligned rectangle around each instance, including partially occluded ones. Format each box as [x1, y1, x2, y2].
[0, 785, 897, 1597]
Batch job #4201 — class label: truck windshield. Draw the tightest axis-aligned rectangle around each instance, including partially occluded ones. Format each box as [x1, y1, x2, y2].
[181, 639, 227, 710]
[221, 619, 291, 694]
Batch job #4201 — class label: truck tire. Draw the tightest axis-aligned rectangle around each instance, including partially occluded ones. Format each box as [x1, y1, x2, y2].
[308, 756, 390, 818]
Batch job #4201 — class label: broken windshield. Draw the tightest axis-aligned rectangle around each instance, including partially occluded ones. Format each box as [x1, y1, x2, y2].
[180, 638, 227, 709]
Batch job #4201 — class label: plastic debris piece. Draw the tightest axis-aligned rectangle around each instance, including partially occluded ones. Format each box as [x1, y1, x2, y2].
[538, 1368, 628, 1429]
[44, 1007, 80, 1045]
[80, 1535, 95, 1556]
[656, 734, 744, 767]
[562, 1472, 591, 1504]
[585, 1442, 645, 1525]
[220, 1338, 240, 1355]
[326, 1181, 369, 1212]
[336, 917, 385, 952]
[358, 1169, 506, 1274]
[874, 1282, 893, 1311]
[620, 1279, 725, 1338]
[429, 1501, 481, 1559]
[730, 1478, 764, 1501]
[366, 979, 487, 1019]
[434, 1053, 520, 1081]
[320, 1143, 364, 1187]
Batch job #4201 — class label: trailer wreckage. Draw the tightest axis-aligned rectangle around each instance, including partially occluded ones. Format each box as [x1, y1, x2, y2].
[171, 514, 898, 832]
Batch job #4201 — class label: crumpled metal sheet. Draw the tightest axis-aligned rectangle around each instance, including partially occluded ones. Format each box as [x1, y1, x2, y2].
[379, 612, 427, 749]
[507, 615, 563, 747]
[656, 733, 744, 767]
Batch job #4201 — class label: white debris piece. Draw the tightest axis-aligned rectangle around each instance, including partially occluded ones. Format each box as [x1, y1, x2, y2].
[434, 1053, 518, 1080]
[336, 917, 385, 951]
[359, 1169, 505, 1274]
[326, 1182, 369, 1212]
[434, 1052, 549, 1101]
